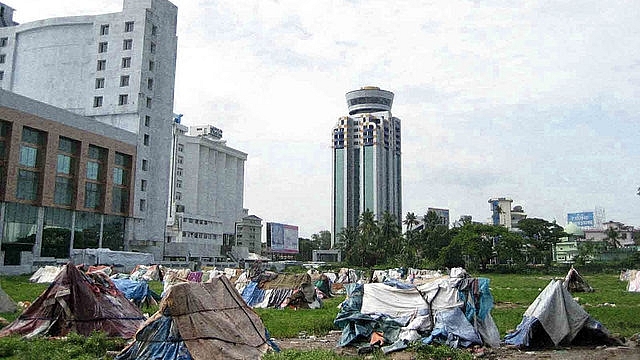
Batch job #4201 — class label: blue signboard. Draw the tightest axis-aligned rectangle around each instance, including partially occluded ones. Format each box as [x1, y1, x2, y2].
[567, 212, 594, 228]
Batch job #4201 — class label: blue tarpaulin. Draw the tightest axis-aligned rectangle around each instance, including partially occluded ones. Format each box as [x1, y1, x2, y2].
[115, 315, 193, 360]
[112, 278, 151, 306]
[241, 281, 266, 307]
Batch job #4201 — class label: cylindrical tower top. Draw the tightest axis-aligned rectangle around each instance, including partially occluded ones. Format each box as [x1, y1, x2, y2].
[345, 86, 394, 115]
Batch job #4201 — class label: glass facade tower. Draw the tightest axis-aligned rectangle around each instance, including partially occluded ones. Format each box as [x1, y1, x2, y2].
[331, 87, 402, 247]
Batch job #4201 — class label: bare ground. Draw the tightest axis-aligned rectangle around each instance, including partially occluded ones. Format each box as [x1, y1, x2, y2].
[276, 331, 640, 359]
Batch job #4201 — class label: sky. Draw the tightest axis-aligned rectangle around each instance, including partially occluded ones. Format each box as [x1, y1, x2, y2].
[13, 0, 640, 238]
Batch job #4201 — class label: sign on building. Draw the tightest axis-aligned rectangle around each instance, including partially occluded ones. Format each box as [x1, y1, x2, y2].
[567, 212, 595, 228]
[267, 222, 299, 254]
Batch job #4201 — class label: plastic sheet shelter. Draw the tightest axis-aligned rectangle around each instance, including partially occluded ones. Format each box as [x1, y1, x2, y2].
[504, 279, 619, 348]
[116, 276, 270, 360]
[0, 263, 145, 338]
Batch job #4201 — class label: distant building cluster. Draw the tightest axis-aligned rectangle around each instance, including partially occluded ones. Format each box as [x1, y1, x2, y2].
[0, 0, 261, 271]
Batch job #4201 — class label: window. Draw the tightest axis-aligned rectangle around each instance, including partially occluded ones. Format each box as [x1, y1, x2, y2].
[142, 159, 148, 171]
[177, 156, 183, 165]
[140, 179, 147, 191]
[0, 54, 5, 64]
[147, 78, 153, 90]
[139, 199, 146, 211]
[84, 182, 102, 209]
[151, 25, 158, 36]
[121, 57, 131, 68]
[123, 39, 132, 50]
[150, 42, 156, 53]
[175, 192, 182, 201]
[146, 97, 152, 108]
[112, 152, 131, 213]
[95, 78, 105, 89]
[176, 168, 183, 176]
[118, 94, 128, 105]
[144, 115, 150, 127]
[98, 42, 108, 53]
[93, 96, 103, 108]
[54, 137, 79, 206]
[0, 71, 4, 81]
[120, 75, 129, 87]
[97, 59, 106, 71]
[0, 37, 7, 47]
[17, 127, 45, 201]
[148, 60, 155, 71]
[125, 21, 134, 32]
[176, 179, 182, 188]
[100, 24, 109, 35]
[143, 134, 149, 146]
[85, 145, 106, 209]
[177, 143, 183, 152]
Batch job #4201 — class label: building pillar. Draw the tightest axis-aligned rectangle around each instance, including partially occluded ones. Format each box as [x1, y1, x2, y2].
[98, 214, 104, 248]
[69, 211, 76, 258]
[0, 202, 5, 265]
[33, 206, 44, 258]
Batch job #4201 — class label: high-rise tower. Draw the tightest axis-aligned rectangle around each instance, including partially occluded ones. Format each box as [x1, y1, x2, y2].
[331, 87, 402, 247]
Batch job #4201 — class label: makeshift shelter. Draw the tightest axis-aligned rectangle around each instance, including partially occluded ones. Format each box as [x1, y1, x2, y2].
[116, 276, 272, 360]
[563, 267, 594, 293]
[111, 278, 160, 307]
[242, 273, 322, 309]
[334, 272, 500, 353]
[504, 279, 620, 348]
[620, 269, 640, 292]
[0, 284, 16, 313]
[0, 263, 145, 339]
[29, 265, 63, 283]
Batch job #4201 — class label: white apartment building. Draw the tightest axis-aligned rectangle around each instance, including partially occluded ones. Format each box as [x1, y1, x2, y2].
[0, 0, 178, 259]
[165, 122, 248, 261]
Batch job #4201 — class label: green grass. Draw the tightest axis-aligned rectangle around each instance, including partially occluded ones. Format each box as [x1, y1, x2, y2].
[0, 271, 637, 358]
[479, 272, 640, 337]
[257, 297, 345, 338]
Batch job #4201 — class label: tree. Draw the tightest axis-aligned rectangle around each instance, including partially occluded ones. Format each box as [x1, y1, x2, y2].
[516, 218, 567, 265]
[403, 212, 419, 233]
[605, 227, 621, 249]
[310, 230, 332, 250]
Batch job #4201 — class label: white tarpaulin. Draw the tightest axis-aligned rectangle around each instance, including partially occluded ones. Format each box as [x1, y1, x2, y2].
[417, 278, 463, 311]
[71, 248, 153, 270]
[360, 283, 429, 317]
[524, 280, 590, 346]
[29, 265, 63, 283]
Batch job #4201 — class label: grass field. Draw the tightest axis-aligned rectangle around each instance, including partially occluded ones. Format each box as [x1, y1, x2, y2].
[0, 271, 636, 359]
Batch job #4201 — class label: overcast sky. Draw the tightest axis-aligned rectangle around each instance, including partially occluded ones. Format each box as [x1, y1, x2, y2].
[14, 0, 640, 237]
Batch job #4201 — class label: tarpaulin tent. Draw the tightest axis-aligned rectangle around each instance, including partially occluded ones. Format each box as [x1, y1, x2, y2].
[111, 278, 160, 307]
[0, 263, 145, 339]
[620, 269, 640, 292]
[504, 279, 620, 348]
[29, 265, 63, 283]
[563, 267, 594, 293]
[334, 272, 500, 352]
[115, 276, 272, 360]
[241, 273, 322, 309]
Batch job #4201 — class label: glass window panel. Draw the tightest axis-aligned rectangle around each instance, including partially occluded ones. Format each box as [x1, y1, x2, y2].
[86, 161, 99, 180]
[56, 154, 72, 174]
[84, 182, 103, 209]
[54, 177, 74, 205]
[19, 146, 38, 167]
[16, 170, 38, 200]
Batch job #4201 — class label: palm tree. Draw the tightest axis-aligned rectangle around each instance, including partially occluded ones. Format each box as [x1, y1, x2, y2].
[605, 227, 621, 248]
[403, 212, 419, 233]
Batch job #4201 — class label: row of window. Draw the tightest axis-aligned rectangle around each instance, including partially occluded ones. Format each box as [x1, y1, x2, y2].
[0, 122, 133, 214]
[94, 76, 153, 90]
[92, 94, 153, 108]
[99, 22, 157, 36]
[181, 231, 217, 240]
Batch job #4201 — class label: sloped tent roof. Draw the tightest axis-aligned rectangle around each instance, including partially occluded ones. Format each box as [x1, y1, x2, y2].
[563, 267, 594, 293]
[242, 273, 320, 309]
[334, 276, 500, 350]
[0, 263, 145, 339]
[0, 283, 16, 313]
[29, 265, 63, 283]
[504, 280, 620, 348]
[116, 276, 270, 360]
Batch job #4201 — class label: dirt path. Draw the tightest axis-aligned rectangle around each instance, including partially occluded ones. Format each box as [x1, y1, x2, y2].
[276, 331, 640, 359]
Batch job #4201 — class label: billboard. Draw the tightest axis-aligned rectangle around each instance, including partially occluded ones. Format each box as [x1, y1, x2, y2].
[567, 212, 594, 228]
[267, 222, 299, 254]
